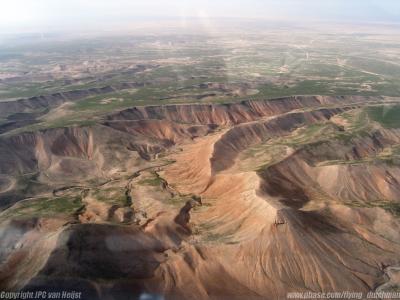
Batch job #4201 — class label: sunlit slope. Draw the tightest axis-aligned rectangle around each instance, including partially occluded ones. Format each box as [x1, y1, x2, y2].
[0, 96, 400, 298]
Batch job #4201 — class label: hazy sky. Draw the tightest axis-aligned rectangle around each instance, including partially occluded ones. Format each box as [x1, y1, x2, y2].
[1, 0, 400, 33]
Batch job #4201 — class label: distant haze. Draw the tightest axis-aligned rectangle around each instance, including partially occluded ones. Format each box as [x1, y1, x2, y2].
[1, 0, 400, 34]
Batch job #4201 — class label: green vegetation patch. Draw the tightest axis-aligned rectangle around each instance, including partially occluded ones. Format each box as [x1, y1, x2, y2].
[0, 196, 82, 221]
[168, 195, 190, 207]
[380, 202, 400, 217]
[137, 177, 163, 187]
[91, 187, 130, 206]
[346, 199, 400, 218]
[367, 105, 400, 128]
[193, 221, 239, 244]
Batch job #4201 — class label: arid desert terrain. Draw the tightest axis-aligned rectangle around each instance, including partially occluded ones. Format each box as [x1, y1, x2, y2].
[0, 22, 400, 299]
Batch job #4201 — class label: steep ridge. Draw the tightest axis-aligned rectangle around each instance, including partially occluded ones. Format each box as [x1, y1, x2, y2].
[0, 121, 213, 177]
[259, 128, 400, 207]
[0, 120, 214, 208]
[161, 132, 225, 195]
[0, 96, 400, 298]
[210, 108, 348, 173]
[144, 207, 400, 299]
[162, 107, 349, 196]
[155, 99, 400, 298]
[103, 119, 215, 146]
[162, 106, 366, 242]
[107, 95, 376, 125]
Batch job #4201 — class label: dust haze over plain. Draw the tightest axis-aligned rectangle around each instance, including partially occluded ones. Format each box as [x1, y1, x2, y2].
[1, 0, 400, 35]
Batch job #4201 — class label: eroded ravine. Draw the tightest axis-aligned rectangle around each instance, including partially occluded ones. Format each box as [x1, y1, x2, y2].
[0, 96, 400, 298]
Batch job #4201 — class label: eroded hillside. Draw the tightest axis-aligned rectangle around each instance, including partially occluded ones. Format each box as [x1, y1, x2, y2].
[1, 96, 400, 299]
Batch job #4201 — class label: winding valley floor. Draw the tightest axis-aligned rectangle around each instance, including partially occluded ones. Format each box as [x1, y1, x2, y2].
[0, 96, 400, 299]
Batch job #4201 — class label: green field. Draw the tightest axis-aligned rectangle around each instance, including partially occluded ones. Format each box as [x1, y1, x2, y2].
[1, 28, 400, 135]
[367, 105, 400, 128]
[0, 196, 82, 222]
